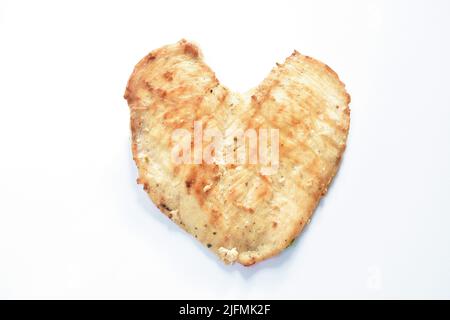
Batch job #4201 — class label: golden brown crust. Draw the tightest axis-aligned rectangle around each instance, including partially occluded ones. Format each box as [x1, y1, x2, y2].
[124, 40, 350, 266]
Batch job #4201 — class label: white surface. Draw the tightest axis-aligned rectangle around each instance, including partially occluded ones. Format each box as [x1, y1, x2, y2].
[0, 0, 449, 299]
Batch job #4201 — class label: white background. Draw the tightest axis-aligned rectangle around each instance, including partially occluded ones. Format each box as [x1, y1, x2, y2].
[0, 0, 449, 299]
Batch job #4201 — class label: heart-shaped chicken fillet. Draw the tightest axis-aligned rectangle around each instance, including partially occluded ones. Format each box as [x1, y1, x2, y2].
[124, 40, 350, 266]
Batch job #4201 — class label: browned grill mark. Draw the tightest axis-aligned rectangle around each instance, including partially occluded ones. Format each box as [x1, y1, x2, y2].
[163, 71, 174, 81]
[209, 209, 221, 226]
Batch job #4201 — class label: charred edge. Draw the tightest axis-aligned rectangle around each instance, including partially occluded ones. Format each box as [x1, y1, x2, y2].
[145, 53, 156, 63]
[183, 42, 199, 58]
[160, 203, 172, 212]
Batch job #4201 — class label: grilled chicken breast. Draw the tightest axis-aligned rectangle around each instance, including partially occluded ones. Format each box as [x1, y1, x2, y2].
[124, 40, 350, 265]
